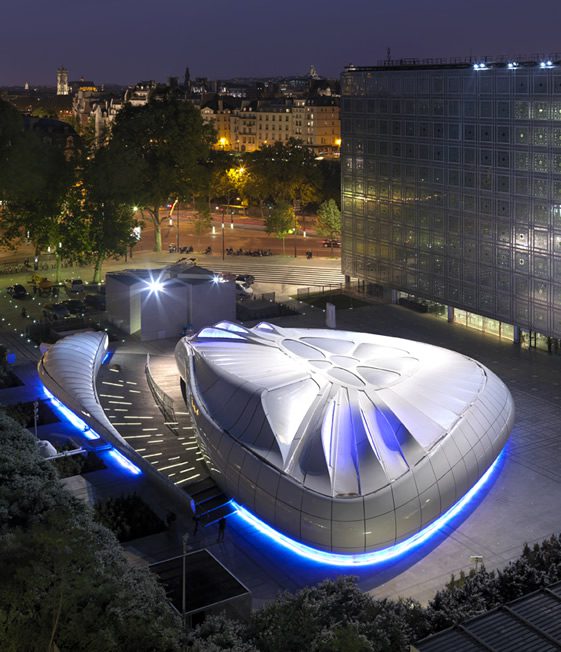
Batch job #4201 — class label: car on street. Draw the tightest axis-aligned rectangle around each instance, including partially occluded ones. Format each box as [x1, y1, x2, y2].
[322, 239, 341, 248]
[63, 299, 86, 316]
[43, 303, 71, 321]
[236, 274, 255, 285]
[84, 293, 106, 311]
[7, 284, 29, 299]
[235, 280, 254, 300]
[65, 278, 85, 295]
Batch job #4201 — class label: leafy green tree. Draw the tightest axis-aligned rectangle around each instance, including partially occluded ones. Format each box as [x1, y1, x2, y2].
[317, 159, 341, 205]
[84, 146, 138, 281]
[193, 200, 212, 249]
[0, 411, 184, 651]
[265, 201, 297, 255]
[247, 139, 321, 208]
[0, 120, 75, 268]
[0, 99, 24, 198]
[316, 199, 342, 255]
[106, 99, 215, 251]
[186, 614, 256, 651]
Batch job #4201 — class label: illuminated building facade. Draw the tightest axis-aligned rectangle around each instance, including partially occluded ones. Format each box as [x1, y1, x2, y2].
[341, 57, 561, 347]
[175, 322, 513, 557]
[56, 66, 69, 95]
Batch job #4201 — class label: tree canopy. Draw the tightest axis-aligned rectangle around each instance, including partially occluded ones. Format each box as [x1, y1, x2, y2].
[105, 98, 215, 251]
[0, 411, 183, 651]
[265, 201, 297, 255]
[316, 199, 342, 239]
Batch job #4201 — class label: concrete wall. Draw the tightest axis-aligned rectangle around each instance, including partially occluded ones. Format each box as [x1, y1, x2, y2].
[106, 276, 136, 334]
[140, 285, 189, 341]
[190, 282, 235, 331]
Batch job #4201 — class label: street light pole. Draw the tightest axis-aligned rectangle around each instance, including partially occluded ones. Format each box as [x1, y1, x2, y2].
[176, 205, 180, 253]
[182, 533, 189, 630]
[221, 221, 225, 260]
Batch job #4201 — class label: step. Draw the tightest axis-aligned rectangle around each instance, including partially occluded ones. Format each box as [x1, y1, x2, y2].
[192, 486, 223, 506]
[201, 502, 236, 527]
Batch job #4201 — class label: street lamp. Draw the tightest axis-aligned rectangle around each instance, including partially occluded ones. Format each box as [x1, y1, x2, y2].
[182, 533, 189, 629]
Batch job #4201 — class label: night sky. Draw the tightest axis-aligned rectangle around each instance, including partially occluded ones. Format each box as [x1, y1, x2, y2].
[2, 0, 561, 86]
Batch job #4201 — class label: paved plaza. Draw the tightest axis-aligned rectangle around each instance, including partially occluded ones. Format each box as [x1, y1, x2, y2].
[2, 266, 561, 609]
[95, 300, 561, 607]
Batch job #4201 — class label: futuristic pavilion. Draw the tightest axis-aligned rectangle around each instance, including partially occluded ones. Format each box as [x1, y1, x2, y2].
[175, 321, 515, 558]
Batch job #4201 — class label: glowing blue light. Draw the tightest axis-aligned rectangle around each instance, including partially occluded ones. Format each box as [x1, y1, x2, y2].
[473, 63, 488, 71]
[212, 275, 221, 284]
[507, 62, 519, 69]
[43, 386, 99, 440]
[102, 351, 112, 365]
[540, 60, 554, 69]
[232, 448, 505, 567]
[107, 449, 142, 475]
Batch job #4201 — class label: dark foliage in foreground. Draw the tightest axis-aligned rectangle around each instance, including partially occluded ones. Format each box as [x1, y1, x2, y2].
[0, 411, 183, 651]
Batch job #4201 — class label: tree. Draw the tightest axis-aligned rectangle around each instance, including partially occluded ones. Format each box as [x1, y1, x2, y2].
[0, 116, 75, 268]
[84, 146, 138, 282]
[0, 99, 24, 198]
[316, 199, 342, 255]
[265, 201, 297, 255]
[247, 139, 321, 208]
[193, 200, 212, 249]
[0, 411, 184, 650]
[106, 99, 215, 251]
[186, 614, 257, 652]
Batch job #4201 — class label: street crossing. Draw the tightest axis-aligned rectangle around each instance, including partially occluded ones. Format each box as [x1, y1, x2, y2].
[173, 256, 346, 288]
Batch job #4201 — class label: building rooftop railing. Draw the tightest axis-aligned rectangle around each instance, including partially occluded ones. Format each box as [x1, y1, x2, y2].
[344, 53, 561, 72]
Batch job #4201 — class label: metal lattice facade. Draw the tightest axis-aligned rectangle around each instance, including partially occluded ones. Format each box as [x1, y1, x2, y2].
[341, 61, 561, 338]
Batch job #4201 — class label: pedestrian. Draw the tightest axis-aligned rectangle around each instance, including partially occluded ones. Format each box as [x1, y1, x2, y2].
[193, 513, 200, 535]
[217, 517, 226, 542]
[21, 307, 27, 319]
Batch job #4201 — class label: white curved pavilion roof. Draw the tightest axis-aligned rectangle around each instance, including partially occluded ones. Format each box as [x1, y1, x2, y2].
[181, 321, 491, 498]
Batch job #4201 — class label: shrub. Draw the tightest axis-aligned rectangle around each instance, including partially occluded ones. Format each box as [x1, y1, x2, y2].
[0, 411, 183, 651]
[94, 493, 166, 542]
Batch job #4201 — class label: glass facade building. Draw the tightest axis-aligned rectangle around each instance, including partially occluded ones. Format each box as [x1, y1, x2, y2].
[341, 58, 561, 342]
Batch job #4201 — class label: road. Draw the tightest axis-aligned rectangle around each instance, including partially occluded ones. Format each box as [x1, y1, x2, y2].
[134, 208, 341, 259]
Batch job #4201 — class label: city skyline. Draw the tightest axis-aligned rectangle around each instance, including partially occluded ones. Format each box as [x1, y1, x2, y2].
[2, 0, 561, 86]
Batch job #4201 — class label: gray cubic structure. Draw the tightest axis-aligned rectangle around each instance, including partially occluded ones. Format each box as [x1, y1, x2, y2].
[175, 321, 514, 555]
[341, 56, 561, 349]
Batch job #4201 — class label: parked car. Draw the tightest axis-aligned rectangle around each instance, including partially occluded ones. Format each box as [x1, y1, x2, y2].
[43, 303, 71, 321]
[64, 278, 85, 295]
[322, 239, 341, 248]
[7, 283, 29, 299]
[63, 299, 86, 316]
[235, 280, 254, 300]
[236, 274, 255, 286]
[84, 293, 106, 311]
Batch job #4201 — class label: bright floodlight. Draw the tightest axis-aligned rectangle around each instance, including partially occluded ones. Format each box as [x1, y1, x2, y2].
[147, 277, 165, 293]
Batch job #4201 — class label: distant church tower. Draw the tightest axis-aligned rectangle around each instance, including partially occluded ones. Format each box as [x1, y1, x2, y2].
[57, 66, 69, 95]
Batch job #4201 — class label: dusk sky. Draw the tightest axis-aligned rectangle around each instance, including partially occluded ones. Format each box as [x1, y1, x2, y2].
[2, 0, 561, 86]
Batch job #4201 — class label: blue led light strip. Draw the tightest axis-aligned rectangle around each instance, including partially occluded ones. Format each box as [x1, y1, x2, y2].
[232, 448, 505, 567]
[42, 385, 142, 475]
